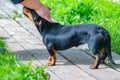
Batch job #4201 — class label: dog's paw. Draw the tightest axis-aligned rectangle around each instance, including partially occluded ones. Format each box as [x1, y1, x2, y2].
[90, 64, 98, 69]
[47, 56, 56, 66]
[90, 66, 98, 69]
[47, 62, 55, 66]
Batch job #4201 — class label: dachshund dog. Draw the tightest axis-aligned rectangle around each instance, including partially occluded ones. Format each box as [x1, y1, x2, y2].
[23, 7, 115, 69]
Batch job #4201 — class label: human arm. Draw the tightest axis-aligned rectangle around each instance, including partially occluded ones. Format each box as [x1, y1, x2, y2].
[11, 0, 52, 22]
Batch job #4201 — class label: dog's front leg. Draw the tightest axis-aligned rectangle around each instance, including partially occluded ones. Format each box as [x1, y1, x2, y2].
[47, 46, 57, 66]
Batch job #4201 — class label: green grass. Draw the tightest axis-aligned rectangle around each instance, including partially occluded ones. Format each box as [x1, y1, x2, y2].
[41, 0, 120, 55]
[0, 14, 8, 19]
[12, 10, 23, 19]
[0, 37, 50, 80]
[0, 10, 23, 19]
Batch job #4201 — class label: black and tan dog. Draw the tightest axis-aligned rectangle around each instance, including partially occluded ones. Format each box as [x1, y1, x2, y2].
[23, 7, 116, 69]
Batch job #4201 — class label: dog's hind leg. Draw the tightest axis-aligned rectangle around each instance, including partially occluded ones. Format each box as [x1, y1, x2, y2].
[88, 33, 105, 69]
[47, 46, 57, 66]
[100, 47, 107, 63]
[90, 52, 103, 69]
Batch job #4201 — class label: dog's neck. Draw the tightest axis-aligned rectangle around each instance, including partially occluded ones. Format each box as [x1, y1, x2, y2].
[23, 6, 60, 36]
[35, 16, 60, 36]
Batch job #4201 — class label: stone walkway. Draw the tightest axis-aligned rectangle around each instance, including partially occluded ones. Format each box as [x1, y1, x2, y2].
[0, 0, 120, 80]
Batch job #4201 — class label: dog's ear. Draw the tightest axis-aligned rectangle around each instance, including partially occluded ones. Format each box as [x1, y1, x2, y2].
[23, 7, 34, 23]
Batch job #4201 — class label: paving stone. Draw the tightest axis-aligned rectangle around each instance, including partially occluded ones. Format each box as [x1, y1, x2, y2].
[0, 1, 23, 18]
[0, 0, 120, 79]
[0, 9, 9, 18]
[0, 27, 15, 43]
[33, 51, 97, 80]
[0, 19, 20, 27]
[15, 18, 42, 40]
[59, 48, 120, 80]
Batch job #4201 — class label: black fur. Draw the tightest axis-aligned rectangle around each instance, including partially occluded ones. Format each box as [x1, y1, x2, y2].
[23, 7, 115, 69]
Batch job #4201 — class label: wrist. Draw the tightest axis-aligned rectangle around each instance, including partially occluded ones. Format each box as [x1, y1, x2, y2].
[21, 0, 42, 10]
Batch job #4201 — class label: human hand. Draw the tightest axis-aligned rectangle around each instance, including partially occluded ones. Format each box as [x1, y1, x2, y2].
[35, 4, 52, 22]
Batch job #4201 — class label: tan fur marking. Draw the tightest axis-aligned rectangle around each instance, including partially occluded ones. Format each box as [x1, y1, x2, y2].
[33, 17, 36, 20]
[101, 47, 106, 63]
[47, 47, 56, 66]
[91, 55, 98, 69]
[101, 47, 105, 54]
[37, 20, 42, 26]
[23, 7, 34, 23]
[47, 56, 55, 66]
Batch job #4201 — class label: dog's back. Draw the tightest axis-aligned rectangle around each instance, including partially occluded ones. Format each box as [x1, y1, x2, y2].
[23, 7, 115, 69]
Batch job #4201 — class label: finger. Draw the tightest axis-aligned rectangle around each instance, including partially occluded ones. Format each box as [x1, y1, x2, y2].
[44, 16, 53, 22]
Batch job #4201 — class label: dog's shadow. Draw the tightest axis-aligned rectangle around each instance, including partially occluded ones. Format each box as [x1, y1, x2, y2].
[16, 48, 93, 65]
[16, 48, 120, 70]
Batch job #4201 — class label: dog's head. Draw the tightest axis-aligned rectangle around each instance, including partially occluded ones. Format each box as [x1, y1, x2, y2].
[23, 7, 45, 27]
